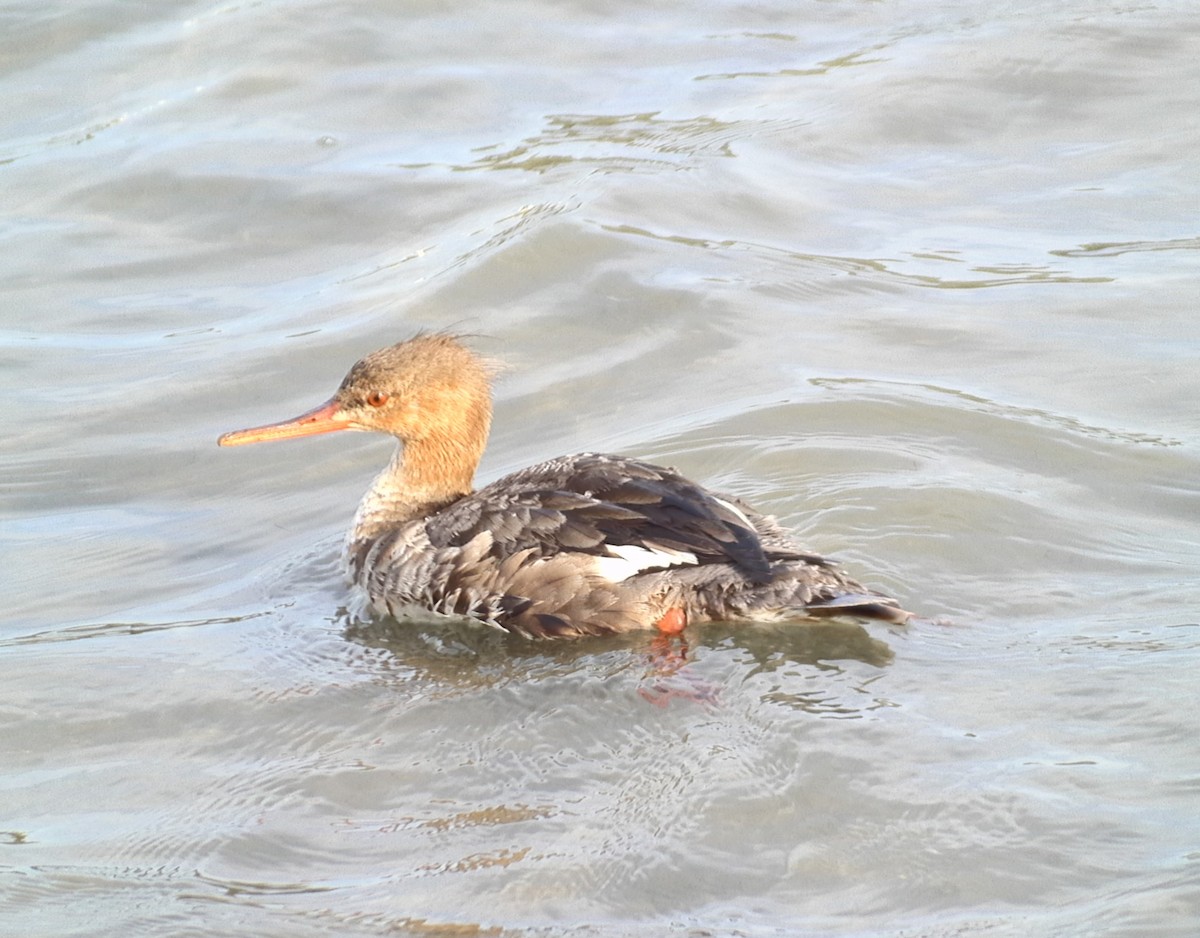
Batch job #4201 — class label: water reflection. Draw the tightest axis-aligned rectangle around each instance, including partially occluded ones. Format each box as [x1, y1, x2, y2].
[341, 610, 895, 713]
[436, 112, 753, 175]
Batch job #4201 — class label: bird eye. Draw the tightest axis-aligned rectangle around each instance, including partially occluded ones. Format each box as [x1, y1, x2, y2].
[366, 391, 389, 408]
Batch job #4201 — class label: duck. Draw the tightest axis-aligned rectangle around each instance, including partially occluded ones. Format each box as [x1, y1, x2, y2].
[218, 333, 911, 638]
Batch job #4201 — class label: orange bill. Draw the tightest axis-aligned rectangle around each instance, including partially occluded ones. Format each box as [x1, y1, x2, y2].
[218, 399, 352, 447]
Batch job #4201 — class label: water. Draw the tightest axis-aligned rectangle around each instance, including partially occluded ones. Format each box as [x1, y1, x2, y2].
[4, 1, 1199, 935]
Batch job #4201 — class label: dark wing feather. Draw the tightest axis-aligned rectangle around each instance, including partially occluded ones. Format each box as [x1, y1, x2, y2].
[425, 453, 774, 582]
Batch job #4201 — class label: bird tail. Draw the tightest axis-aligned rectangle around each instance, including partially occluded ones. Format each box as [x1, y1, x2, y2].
[803, 593, 913, 624]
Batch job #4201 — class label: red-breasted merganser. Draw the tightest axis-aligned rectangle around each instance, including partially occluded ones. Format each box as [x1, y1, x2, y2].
[218, 333, 910, 637]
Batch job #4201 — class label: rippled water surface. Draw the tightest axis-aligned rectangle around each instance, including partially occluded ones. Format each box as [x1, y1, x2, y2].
[4, 1, 1199, 935]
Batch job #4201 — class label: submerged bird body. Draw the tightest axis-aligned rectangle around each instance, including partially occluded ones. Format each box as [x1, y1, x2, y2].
[220, 334, 909, 637]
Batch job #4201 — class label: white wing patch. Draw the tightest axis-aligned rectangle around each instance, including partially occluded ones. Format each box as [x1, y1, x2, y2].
[712, 496, 754, 530]
[592, 543, 699, 582]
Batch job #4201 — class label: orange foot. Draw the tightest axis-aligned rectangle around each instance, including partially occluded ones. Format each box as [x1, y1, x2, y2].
[654, 606, 688, 636]
[637, 609, 720, 707]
